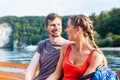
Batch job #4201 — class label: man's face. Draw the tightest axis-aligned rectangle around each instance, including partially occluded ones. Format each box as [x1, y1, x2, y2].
[45, 17, 62, 37]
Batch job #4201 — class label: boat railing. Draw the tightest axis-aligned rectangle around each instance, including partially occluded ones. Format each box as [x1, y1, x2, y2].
[0, 62, 38, 80]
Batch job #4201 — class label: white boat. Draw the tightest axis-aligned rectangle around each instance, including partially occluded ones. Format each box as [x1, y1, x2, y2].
[25, 45, 37, 51]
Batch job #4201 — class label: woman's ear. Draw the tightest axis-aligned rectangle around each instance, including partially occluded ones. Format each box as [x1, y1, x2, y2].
[76, 26, 81, 31]
[76, 26, 83, 35]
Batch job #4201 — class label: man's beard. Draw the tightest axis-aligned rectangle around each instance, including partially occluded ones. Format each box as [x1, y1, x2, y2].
[51, 34, 60, 37]
[48, 30, 61, 37]
[48, 32, 60, 37]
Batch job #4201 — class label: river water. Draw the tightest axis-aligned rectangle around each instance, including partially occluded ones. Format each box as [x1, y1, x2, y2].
[0, 48, 120, 72]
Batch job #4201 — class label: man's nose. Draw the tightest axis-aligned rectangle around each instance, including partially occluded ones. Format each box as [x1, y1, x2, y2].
[54, 25, 59, 29]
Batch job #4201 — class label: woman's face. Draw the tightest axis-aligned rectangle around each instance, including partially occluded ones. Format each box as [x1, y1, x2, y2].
[65, 19, 77, 41]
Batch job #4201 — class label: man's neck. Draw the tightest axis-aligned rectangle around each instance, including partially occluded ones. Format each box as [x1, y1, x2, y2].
[50, 36, 63, 45]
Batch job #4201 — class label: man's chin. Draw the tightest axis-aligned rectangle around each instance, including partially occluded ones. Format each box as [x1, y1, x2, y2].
[51, 35, 60, 37]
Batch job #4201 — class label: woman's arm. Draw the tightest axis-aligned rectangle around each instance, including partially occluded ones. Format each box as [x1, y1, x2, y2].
[25, 52, 40, 80]
[46, 44, 66, 80]
[84, 51, 103, 75]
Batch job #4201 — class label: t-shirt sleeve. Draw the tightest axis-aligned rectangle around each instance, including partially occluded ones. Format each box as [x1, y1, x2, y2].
[35, 41, 44, 54]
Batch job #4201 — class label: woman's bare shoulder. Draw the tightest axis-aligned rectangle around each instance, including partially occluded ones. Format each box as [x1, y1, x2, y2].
[61, 43, 70, 54]
[92, 51, 103, 64]
[61, 43, 69, 50]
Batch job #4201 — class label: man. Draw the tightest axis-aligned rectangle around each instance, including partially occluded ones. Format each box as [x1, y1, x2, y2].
[25, 13, 67, 80]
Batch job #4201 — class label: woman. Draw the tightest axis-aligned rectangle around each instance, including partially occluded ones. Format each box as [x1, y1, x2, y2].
[46, 14, 107, 80]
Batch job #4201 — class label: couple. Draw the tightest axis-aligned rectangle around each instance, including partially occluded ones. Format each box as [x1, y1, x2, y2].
[25, 13, 107, 80]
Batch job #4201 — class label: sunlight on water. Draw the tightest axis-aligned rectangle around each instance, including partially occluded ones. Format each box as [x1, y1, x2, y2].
[0, 49, 120, 72]
[0, 49, 34, 64]
[0, 49, 11, 61]
[104, 51, 120, 71]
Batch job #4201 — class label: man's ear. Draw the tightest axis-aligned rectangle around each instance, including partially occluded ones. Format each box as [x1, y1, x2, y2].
[45, 26, 47, 30]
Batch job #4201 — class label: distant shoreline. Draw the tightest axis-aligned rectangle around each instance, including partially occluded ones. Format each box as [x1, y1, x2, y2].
[100, 47, 120, 51]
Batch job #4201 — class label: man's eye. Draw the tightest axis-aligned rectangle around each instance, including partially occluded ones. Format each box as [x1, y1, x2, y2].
[58, 24, 61, 26]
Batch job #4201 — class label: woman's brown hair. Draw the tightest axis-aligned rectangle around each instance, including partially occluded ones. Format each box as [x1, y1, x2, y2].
[69, 14, 107, 66]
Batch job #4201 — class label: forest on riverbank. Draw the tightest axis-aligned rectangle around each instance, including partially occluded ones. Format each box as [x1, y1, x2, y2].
[0, 8, 120, 48]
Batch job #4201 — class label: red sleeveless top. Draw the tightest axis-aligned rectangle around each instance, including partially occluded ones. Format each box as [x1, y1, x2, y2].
[62, 44, 95, 80]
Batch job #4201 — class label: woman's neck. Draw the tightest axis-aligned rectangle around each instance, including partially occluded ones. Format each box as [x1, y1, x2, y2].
[74, 37, 93, 52]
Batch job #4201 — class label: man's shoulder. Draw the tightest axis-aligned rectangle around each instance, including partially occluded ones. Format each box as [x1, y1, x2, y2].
[61, 40, 75, 49]
[61, 38, 69, 44]
[37, 38, 50, 46]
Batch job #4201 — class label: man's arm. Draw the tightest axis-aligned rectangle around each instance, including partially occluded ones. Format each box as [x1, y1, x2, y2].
[25, 52, 40, 80]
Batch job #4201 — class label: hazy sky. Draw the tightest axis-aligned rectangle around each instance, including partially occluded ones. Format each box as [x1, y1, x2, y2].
[0, 0, 120, 17]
